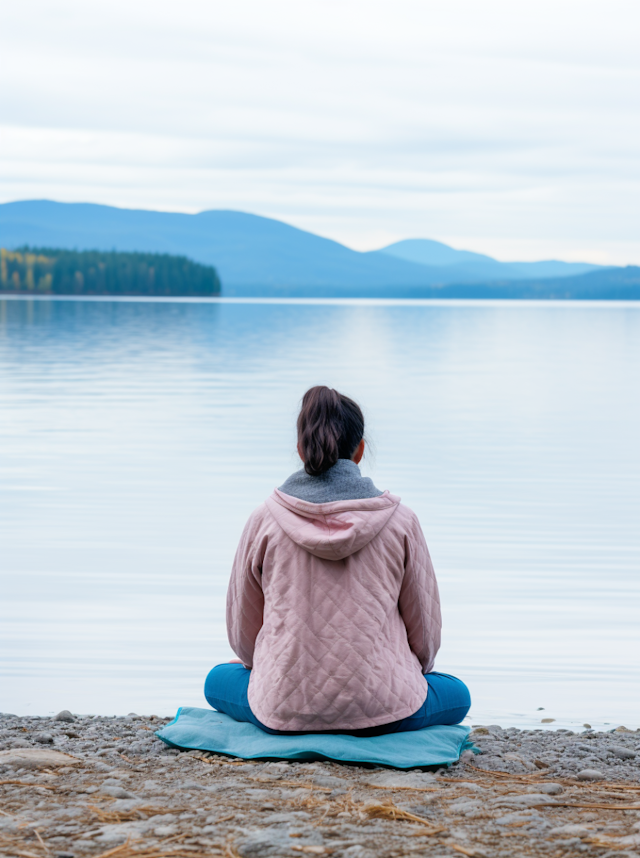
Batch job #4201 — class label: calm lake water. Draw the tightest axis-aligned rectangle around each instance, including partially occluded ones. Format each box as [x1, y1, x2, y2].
[1, 297, 639, 729]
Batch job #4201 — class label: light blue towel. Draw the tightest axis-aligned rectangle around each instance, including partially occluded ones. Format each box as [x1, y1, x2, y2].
[156, 707, 471, 769]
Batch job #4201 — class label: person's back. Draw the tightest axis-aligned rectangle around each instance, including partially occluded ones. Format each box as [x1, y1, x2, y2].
[205, 386, 470, 735]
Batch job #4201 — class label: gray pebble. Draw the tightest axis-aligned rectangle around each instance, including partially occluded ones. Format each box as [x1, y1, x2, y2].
[448, 799, 482, 814]
[610, 745, 636, 760]
[365, 771, 437, 789]
[496, 811, 542, 826]
[53, 711, 75, 722]
[237, 830, 300, 856]
[549, 823, 595, 836]
[577, 768, 604, 780]
[454, 782, 488, 792]
[492, 793, 558, 807]
[101, 785, 137, 799]
[311, 774, 346, 788]
[503, 752, 537, 771]
[153, 825, 178, 837]
[35, 733, 54, 744]
[536, 783, 564, 795]
[262, 811, 311, 823]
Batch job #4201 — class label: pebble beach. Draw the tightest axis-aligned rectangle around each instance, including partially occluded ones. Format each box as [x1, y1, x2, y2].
[2, 712, 640, 858]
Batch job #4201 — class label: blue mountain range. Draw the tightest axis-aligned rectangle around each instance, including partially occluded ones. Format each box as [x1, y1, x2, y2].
[378, 239, 598, 282]
[1, 200, 635, 299]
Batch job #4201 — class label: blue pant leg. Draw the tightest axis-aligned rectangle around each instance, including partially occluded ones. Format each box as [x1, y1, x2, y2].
[204, 664, 282, 734]
[344, 672, 471, 736]
[422, 672, 471, 726]
[365, 672, 471, 734]
[204, 664, 253, 723]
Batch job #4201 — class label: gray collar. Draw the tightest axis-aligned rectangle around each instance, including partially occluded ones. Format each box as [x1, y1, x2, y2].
[278, 459, 383, 504]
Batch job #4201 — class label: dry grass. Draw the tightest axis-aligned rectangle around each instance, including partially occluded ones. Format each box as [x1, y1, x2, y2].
[88, 804, 185, 824]
[361, 783, 441, 793]
[0, 833, 50, 858]
[291, 791, 335, 813]
[529, 800, 640, 811]
[361, 799, 445, 833]
[0, 780, 57, 791]
[289, 847, 332, 854]
[464, 764, 547, 783]
[279, 780, 332, 792]
[572, 781, 640, 792]
[446, 843, 480, 857]
[0, 828, 227, 858]
[32, 829, 49, 854]
[463, 764, 640, 796]
[3, 850, 46, 858]
[90, 835, 226, 858]
[584, 837, 638, 851]
[188, 754, 245, 767]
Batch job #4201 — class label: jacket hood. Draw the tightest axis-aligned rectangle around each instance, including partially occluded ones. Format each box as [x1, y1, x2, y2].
[265, 489, 401, 561]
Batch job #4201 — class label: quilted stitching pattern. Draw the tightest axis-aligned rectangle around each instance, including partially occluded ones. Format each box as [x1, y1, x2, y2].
[226, 492, 442, 732]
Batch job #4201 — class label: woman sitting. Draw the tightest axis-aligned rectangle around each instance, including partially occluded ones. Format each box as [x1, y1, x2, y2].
[205, 386, 470, 735]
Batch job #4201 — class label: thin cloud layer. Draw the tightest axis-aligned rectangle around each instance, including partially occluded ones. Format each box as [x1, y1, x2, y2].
[1, 0, 639, 263]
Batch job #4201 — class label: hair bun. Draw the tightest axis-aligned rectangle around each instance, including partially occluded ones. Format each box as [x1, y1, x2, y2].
[297, 386, 364, 476]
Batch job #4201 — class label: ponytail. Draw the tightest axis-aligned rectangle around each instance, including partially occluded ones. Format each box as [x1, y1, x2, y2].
[297, 386, 365, 476]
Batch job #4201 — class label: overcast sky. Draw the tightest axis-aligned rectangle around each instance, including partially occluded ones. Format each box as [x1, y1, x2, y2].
[2, 0, 639, 263]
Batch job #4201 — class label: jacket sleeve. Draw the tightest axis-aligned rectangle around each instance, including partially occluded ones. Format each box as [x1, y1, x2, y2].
[226, 508, 268, 668]
[398, 512, 442, 674]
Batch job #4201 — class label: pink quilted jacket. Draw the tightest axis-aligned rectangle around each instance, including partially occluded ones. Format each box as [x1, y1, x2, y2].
[226, 489, 442, 731]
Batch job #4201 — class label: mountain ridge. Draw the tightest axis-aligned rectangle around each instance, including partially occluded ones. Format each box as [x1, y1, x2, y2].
[0, 200, 629, 298]
[0, 200, 437, 290]
[377, 238, 600, 281]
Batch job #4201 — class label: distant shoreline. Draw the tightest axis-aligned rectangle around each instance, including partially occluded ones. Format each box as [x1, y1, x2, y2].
[2, 293, 640, 308]
[1, 247, 221, 299]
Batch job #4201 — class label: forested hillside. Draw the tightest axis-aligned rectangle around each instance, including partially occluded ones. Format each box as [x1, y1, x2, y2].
[0, 248, 221, 297]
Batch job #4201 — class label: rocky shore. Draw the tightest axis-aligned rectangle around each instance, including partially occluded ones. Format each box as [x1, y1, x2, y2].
[1, 712, 640, 858]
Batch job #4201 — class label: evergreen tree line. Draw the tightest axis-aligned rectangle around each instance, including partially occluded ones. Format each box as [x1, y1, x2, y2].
[0, 248, 221, 297]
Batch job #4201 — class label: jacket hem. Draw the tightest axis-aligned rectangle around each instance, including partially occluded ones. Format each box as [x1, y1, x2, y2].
[248, 683, 429, 733]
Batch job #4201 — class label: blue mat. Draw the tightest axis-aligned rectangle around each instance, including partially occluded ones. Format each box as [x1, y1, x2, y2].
[156, 707, 471, 769]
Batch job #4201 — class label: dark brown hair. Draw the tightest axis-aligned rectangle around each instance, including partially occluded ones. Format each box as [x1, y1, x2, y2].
[297, 386, 365, 476]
